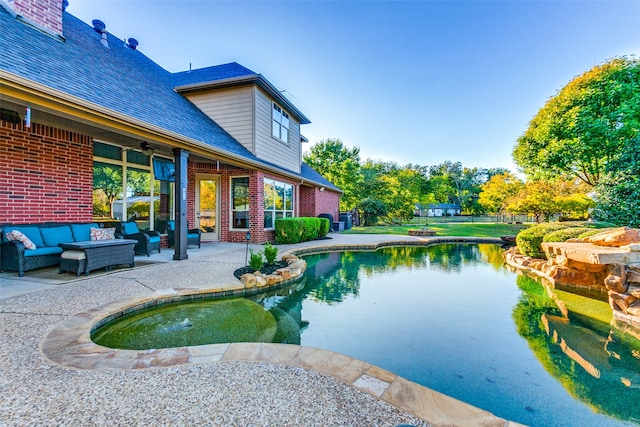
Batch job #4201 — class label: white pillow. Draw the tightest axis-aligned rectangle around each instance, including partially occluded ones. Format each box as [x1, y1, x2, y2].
[90, 227, 115, 241]
[5, 230, 36, 250]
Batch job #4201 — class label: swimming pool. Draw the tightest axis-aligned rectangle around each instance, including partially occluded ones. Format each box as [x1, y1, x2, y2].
[93, 244, 640, 426]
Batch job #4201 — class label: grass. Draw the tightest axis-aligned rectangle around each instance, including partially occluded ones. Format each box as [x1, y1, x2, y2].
[343, 222, 527, 238]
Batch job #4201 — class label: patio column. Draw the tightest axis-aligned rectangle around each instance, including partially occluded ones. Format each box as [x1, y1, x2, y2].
[173, 148, 189, 261]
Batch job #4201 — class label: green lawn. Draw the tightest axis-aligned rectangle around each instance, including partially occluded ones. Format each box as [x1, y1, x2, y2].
[342, 222, 526, 238]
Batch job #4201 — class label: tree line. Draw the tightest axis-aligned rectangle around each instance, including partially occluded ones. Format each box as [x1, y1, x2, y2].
[305, 56, 639, 227]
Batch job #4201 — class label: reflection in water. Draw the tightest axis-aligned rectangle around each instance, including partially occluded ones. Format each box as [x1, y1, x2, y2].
[513, 273, 640, 423]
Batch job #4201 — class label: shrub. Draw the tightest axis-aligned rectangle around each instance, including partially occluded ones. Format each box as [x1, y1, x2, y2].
[301, 217, 320, 242]
[577, 227, 616, 239]
[263, 242, 278, 265]
[275, 217, 325, 244]
[275, 218, 304, 244]
[542, 227, 594, 243]
[248, 249, 264, 272]
[318, 217, 330, 239]
[516, 223, 568, 259]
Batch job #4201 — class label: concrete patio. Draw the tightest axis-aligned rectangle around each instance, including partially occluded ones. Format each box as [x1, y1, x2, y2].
[0, 233, 520, 426]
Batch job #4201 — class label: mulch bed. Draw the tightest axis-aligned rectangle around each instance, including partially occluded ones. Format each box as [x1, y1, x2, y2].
[233, 261, 289, 280]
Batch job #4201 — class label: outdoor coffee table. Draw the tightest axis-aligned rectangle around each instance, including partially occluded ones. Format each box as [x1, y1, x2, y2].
[58, 239, 137, 276]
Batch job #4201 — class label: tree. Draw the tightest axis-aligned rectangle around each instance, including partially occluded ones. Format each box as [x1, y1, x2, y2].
[303, 138, 363, 211]
[593, 146, 640, 227]
[513, 56, 640, 186]
[93, 162, 123, 218]
[478, 172, 524, 220]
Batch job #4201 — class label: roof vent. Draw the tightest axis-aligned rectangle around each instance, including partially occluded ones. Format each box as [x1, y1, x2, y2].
[127, 38, 138, 50]
[92, 19, 105, 33]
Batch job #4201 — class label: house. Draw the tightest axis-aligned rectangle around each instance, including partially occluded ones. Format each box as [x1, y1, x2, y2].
[0, 0, 340, 257]
[424, 203, 461, 217]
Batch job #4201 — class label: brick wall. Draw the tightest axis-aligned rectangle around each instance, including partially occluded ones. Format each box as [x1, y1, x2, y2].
[0, 120, 93, 224]
[299, 185, 340, 219]
[11, 0, 64, 37]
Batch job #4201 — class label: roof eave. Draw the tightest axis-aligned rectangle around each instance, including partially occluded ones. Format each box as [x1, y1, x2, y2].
[174, 74, 311, 125]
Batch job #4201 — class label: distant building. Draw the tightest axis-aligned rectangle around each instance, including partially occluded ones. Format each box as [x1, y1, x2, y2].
[415, 203, 461, 217]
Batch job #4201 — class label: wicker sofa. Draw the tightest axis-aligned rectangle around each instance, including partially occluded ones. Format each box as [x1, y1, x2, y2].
[0, 222, 103, 277]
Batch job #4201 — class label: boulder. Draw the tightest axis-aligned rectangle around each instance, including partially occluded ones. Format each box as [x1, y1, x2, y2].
[281, 254, 299, 264]
[584, 227, 640, 247]
[288, 259, 307, 273]
[547, 265, 605, 287]
[628, 285, 640, 298]
[276, 268, 292, 280]
[240, 273, 256, 288]
[265, 274, 283, 285]
[255, 275, 267, 287]
[609, 291, 638, 313]
[604, 263, 628, 293]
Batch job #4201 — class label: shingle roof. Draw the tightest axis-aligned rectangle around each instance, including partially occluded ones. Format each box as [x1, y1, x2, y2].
[172, 62, 258, 87]
[0, 8, 330, 188]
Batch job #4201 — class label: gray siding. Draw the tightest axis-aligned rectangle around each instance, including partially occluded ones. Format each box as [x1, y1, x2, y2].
[184, 87, 255, 154]
[254, 88, 301, 174]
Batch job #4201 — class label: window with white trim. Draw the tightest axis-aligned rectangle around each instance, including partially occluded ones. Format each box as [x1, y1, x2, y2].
[272, 103, 289, 143]
[231, 176, 250, 229]
[264, 178, 294, 229]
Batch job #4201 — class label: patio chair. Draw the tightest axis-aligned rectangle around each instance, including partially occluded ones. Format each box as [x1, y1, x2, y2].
[165, 220, 201, 248]
[117, 221, 161, 256]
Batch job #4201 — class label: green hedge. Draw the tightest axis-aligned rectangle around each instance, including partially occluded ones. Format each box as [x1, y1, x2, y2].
[516, 221, 618, 259]
[275, 217, 326, 244]
[578, 228, 615, 239]
[542, 227, 594, 243]
[516, 223, 568, 259]
[318, 217, 330, 239]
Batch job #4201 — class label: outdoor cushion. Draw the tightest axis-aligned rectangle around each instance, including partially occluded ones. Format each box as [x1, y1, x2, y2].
[148, 235, 161, 243]
[167, 221, 176, 231]
[3, 226, 44, 248]
[70, 223, 99, 241]
[90, 227, 115, 240]
[5, 230, 36, 250]
[23, 246, 63, 257]
[41, 225, 74, 247]
[122, 222, 140, 235]
[61, 250, 86, 260]
[187, 233, 199, 239]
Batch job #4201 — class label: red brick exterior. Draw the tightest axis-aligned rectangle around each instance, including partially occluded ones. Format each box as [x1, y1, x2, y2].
[299, 185, 340, 220]
[0, 119, 339, 242]
[0, 120, 93, 224]
[11, 0, 63, 36]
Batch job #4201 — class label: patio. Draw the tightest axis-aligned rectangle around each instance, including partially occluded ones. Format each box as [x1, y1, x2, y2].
[0, 234, 518, 426]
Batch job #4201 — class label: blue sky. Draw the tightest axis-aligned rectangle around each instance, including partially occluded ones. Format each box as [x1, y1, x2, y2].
[67, 1, 640, 172]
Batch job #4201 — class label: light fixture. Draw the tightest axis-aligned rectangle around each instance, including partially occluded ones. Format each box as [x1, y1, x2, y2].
[140, 142, 153, 156]
[319, 186, 325, 192]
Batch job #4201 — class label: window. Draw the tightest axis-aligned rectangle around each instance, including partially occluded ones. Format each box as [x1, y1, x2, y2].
[231, 176, 250, 229]
[264, 178, 294, 229]
[92, 141, 172, 230]
[272, 103, 289, 143]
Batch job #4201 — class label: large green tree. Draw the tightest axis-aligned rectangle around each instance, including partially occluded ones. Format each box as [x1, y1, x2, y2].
[303, 138, 363, 211]
[513, 56, 640, 186]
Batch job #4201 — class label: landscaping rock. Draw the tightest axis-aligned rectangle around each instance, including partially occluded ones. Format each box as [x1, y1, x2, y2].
[240, 273, 256, 288]
[276, 268, 292, 280]
[265, 274, 283, 285]
[584, 227, 640, 247]
[604, 263, 628, 293]
[255, 275, 267, 287]
[281, 254, 299, 264]
[609, 291, 638, 313]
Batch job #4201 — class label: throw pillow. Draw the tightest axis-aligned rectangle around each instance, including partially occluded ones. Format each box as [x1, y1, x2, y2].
[90, 227, 116, 241]
[5, 230, 36, 250]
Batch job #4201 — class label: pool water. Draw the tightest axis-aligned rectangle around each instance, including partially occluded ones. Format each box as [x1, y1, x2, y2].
[93, 244, 640, 426]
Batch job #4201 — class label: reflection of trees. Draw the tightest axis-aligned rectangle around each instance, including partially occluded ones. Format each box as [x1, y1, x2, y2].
[93, 162, 122, 218]
[513, 274, 640, 422]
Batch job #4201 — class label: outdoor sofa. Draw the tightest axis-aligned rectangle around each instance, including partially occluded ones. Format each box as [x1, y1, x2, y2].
[0, 222, 106, 277]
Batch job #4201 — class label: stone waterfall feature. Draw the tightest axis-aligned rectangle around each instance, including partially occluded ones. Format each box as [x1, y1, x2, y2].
[504, 227, 640, 331]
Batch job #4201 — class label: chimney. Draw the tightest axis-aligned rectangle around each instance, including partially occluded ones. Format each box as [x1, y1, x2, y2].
[9, 0, 64, 37]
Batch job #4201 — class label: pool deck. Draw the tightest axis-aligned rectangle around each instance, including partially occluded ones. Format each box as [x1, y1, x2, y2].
[0, 233, 523, 427]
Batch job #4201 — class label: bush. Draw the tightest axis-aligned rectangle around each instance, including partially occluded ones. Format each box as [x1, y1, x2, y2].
[275, 218, 304, 244]
[516, 223, 568, 259]
[318, 217, 330, 238]
[275, 217, 325, 244]
[263, 242, 278, 265]
[248, 249, 264, 272]
[542, 227, 593, 243]
[577, 227, 616, 239]
[301, 217, 320, 242]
